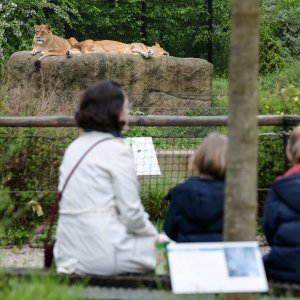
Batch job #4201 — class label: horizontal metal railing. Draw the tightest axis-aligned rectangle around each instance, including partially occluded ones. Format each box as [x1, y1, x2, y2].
[0, 114, 299, 127]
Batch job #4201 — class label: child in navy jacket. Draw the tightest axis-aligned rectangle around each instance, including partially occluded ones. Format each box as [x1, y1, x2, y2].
[262, 126, 300, 283]
[163, 133, 228, 242]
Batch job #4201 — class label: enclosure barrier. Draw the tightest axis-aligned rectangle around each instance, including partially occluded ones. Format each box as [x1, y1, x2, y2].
[0, 115, 299, 244]
[0, 114, 300, 127]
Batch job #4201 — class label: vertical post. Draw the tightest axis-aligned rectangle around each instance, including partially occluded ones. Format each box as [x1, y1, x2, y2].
[141, 1, 147, 41]
[185, 12, 203, 57]
[206, 0, 213, 63]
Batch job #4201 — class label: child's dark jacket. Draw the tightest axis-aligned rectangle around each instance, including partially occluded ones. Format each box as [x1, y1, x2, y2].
[262, 168, 300, 283]
[163, 176, 224, 242]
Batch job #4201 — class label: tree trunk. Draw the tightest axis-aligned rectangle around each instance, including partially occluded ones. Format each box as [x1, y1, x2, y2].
[224, 1, 260, 298]
[224, 2, 260, 298]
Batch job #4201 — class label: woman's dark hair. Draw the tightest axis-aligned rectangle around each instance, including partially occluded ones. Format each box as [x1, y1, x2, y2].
[75, 80, 125, 132]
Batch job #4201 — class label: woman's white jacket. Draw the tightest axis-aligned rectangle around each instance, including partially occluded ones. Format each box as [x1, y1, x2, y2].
[54, 131, 158, 275]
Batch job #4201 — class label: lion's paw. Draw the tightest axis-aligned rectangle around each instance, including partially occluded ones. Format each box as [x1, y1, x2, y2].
[146, 48, 154, 58]
[66, 50, 73, 58]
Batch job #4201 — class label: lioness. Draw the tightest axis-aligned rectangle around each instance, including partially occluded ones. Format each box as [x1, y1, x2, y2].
[31, 24, 78, 60]
[66, 39, 169, 58]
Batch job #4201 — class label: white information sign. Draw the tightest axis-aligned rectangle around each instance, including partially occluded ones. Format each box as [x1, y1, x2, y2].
[167, 241, 268, 294]
[126, 137, 161, 176]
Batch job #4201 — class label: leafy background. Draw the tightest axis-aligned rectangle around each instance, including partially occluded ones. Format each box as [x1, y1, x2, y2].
[0, 0, 299, 75]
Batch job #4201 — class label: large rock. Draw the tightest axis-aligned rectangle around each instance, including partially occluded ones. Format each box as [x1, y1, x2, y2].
[4, 51, 213, 115]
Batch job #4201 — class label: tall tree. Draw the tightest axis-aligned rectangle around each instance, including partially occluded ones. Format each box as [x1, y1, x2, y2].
[224, 1, 260, 241]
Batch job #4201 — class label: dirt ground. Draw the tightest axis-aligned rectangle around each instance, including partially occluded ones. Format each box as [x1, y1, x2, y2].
[0, 244, 44, 268]
[0, 236, 270, 269]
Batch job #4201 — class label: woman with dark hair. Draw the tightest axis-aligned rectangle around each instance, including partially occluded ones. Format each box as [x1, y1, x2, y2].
[54, 80, 158, 275]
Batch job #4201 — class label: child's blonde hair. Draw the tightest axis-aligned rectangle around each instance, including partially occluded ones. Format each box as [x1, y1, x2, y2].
[286, 126, 300, 164]
[191, 133, 228, 179]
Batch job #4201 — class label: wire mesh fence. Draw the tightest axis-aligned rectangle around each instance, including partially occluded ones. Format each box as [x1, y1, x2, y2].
[0, 116, 298, 244]
[0, 127, 289, 205]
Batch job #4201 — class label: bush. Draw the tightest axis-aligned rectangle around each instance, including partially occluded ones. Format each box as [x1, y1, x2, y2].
[259, 30, 292, 74]
[0, 127, 73, 243]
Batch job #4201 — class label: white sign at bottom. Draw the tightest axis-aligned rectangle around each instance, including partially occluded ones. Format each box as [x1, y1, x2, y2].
[167, 241, 269, 294]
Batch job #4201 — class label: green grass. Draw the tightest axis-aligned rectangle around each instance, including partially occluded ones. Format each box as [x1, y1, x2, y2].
[0, 273, 83, 300]
[211, 60, 300, 116]
[0, 272, 295, 299]
[258, 61, 300, 115]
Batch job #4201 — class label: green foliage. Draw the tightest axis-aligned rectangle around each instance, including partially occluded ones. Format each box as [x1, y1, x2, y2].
[259, 29, 292, 74]
[141, 177, 186, 223]
[142, 190, 169, 222]
[125, 126, 163, 139]
[212, 61, 300, 116]
[70, 0, 145, 41]
[0, 0, 80, 62]
[257, 63, 300, 191]
[0, 127, 73, 243]
[0, 135, 19, 240]
[144, 1, 204, 57]
[0, 187, 14, 239]
[258, 61, 300, 114]
[205, 0, 231, 75]
[258, 131, 287, 188]
[261, 0, 300, 59]
[259, 84, 300, 115]
[259, 0, 300, 73]
[212, 63, 300, 192]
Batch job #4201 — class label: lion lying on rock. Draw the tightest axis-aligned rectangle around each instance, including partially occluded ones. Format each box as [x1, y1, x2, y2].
[31, 24, 78, 61]
[66, 39, 169, 58]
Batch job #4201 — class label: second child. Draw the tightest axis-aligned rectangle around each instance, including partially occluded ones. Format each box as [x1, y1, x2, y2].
[163, 133, 228, 242]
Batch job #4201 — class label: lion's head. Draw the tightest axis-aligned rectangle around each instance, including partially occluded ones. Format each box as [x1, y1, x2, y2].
[152, 43, 169, 56]
[34, 24, 52, 45]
